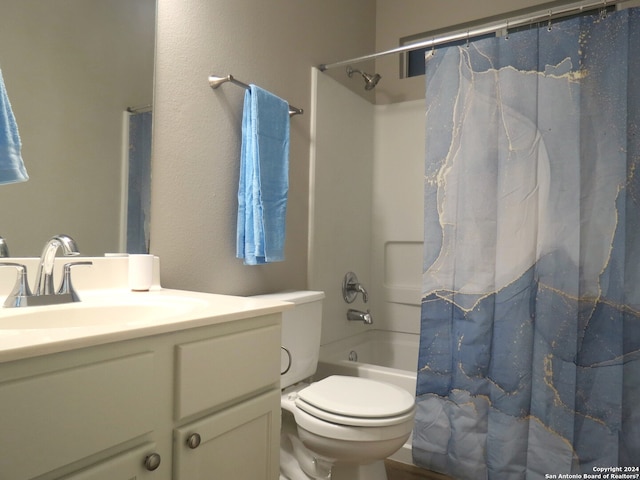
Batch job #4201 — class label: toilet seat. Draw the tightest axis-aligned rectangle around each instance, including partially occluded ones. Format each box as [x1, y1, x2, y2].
[296, 399, 415, 427]
[295, 376, 415, 427]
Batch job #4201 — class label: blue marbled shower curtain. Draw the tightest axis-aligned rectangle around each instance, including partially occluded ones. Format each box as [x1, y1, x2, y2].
[414, 8, 640, 478]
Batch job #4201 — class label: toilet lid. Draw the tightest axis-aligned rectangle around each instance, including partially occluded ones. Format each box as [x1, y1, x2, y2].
[295, 376, 414, 423]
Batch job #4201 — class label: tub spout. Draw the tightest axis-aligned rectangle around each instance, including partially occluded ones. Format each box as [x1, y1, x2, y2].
[347, 308, 373, 325]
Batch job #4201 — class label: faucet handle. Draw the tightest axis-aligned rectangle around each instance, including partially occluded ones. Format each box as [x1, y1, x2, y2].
[57, 261, 93, 302]
[342, 271, 369, 304]
[0, 237, 9, 258]
[0, 262, 32, 308]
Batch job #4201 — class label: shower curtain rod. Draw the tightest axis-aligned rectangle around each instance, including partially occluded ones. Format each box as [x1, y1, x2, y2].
[318, 0, 627, 71]
[126, 104, 152, 114]
[208, 74, 304, 117]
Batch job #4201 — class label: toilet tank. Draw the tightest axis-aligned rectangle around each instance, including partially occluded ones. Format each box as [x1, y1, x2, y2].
[251, 291, 324, 388]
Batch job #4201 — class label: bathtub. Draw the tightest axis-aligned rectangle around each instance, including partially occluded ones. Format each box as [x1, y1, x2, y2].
[315, 329, 419, 465]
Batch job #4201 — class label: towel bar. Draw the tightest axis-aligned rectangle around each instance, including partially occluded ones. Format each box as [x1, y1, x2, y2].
[208, 74, 303, 117]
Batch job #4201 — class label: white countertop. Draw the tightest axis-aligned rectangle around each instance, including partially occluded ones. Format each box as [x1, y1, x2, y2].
[0, 287, 290, 363]
[0, 257, 291, 363]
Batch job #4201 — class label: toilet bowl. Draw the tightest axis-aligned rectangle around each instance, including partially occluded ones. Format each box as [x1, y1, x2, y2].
[253, 291, 416, 480]
[283, 375, 414, 478]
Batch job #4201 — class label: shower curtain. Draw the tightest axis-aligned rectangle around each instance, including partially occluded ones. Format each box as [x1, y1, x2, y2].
[414, 8, 640, 478]
[126, 110, 152, 254]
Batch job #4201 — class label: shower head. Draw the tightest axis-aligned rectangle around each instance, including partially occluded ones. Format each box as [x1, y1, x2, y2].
[346, 66, 381, 91]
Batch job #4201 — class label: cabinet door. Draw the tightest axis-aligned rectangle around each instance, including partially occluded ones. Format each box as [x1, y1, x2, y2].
[60, 444, 162, 480]
[174, 390, 280, 480]
[0, 352, 155, 479]
[175, 324, 280, 420]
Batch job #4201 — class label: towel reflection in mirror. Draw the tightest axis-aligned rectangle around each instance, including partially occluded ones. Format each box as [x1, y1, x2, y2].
[0, 68, 28, 185]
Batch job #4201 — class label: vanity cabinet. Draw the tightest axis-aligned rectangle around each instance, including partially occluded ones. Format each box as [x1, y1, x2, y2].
[172, 324, 281, 480]
[173, 390, 280, 479]
[59, 444, 161, 480]
[0, 352, 158, 480]
[0, 313, 281, 480]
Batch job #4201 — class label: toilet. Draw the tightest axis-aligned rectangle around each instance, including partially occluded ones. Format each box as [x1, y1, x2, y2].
[253, 291, 415, 480]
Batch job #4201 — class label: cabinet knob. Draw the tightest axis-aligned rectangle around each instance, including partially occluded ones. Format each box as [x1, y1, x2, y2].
[186, 433, 202, 449]
[144, 452, 162, 471]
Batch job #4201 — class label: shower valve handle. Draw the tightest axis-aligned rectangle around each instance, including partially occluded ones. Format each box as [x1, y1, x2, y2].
[342, 271, 369, 303]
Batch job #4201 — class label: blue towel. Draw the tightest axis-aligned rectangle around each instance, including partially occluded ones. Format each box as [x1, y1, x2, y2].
[236, 85, 290, 265]
[0, 68, 28, 185]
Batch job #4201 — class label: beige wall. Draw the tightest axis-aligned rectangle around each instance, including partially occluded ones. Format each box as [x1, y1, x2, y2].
[151, 0, 376, 295]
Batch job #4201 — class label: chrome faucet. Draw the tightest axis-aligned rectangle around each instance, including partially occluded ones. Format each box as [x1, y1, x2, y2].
[0, 235, 91, 308]
[347, 308, 373, 325]
[342, 271, 369, 303]
[34, 234, 81, 295]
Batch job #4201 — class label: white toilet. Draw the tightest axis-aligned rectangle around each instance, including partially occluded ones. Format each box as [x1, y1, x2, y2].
[254, 291, 415, 480]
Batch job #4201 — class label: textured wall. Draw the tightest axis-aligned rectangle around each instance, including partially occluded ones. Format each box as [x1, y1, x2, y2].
[152, 0, 376, 295]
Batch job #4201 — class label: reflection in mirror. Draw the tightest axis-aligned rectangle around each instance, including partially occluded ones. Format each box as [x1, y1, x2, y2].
[0, 0, 155, 256]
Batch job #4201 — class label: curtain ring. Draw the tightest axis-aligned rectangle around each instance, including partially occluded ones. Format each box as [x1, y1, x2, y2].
[547, 10, 553, 31]
[601, 0, 608, 18]
[466, 30, 470, 48]
[505, 20, 510, 40]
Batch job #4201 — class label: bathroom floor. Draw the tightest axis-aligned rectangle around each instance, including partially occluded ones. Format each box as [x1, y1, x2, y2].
[385, 460, 454, 480]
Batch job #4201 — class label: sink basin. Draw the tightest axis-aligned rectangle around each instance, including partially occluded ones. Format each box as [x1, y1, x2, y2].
[0, 294, 211, 330]
[0, 278, 291, 364]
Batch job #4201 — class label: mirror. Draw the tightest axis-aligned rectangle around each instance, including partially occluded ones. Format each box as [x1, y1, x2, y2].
[0, 0, 156, 257]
